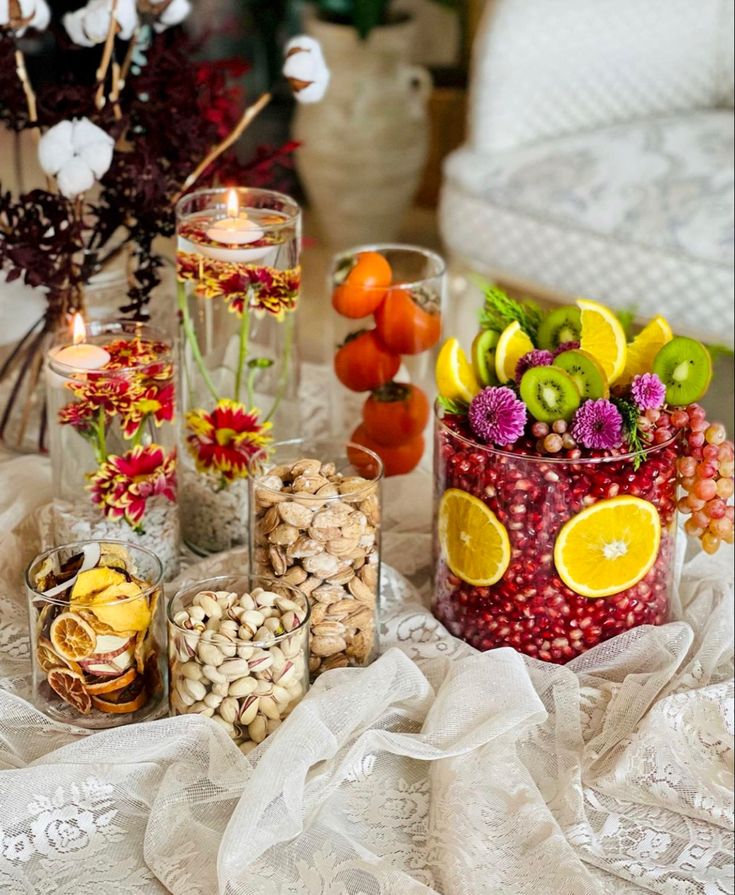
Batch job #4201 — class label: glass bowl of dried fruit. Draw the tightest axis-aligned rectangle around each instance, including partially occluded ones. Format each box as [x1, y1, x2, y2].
[26, 540, 167, 727]
[433, 288, 733, 663]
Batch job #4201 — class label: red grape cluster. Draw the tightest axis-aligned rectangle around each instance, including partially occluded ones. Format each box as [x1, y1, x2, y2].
[667, 403, 734, 553]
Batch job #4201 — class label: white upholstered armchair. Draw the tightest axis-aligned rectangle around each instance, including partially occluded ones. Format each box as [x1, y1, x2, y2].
[439, 0, 735, 344]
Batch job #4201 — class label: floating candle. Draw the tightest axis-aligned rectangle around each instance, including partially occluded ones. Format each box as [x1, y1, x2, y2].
[48, 313, 110, 385]
[206, 189, 265, 246]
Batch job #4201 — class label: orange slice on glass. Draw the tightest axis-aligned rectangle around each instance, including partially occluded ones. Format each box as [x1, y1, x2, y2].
[84, 667, 139, 696]
[494, 321, 534, 383]
[577, 298, 627, 384]
[91, 688, 148, 714]
[554, 496, 661, 598]
[47, 668, 92, 714]
[619, 315, 673, 385]
[50, 612, 97, 661]
[438, 488, 511, 586]
[435, 338, 480, 404]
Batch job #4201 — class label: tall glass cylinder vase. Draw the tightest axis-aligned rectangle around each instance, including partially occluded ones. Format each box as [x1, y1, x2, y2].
[328, 244, 445, 477]
[176, 188, 302, 555]
[46, 320, 180, 580]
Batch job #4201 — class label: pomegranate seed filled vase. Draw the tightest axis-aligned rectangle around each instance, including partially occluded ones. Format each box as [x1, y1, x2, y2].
[176, 187, 302, 555]
[432, 287, 734, 663]
[328, 244, 445, 477]
[46, 319, 179, 580]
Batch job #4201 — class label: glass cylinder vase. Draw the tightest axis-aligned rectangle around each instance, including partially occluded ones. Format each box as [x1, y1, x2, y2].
[176, 187, 302, 555]
[328, 244, 445, 477]
[26, 539, 167, 728]
[168, 574, 310, 754]
[433, 408, 679, 663]
[249, 437, 382, 677]
[46, 320, 180, 580]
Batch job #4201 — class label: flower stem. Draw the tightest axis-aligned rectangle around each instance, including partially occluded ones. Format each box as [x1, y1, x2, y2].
[95, 407, 107, 464]
[246, 368, 258, 409]
[264, 312, 294, 424]
[177, 282, 219, 403]
[234, 303, 250, 402]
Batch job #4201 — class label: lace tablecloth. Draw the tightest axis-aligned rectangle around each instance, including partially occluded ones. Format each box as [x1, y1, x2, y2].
[0, 447, 732, 895]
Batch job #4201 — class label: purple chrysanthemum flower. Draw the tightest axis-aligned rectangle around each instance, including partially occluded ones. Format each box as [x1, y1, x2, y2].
[631, 372, 666, 411]
[554, 340, 580, 356]
[515, 349, 554, 384]
[571, 399, 623, 451]
[469, 386, 527, 446]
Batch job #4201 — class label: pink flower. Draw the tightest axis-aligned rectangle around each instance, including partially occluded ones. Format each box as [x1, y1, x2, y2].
[571, 399, 623, 451]
[631, 373, 666, 411]
[468, 387, 527, 446]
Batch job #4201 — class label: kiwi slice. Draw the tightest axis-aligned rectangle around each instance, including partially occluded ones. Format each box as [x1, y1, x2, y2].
[472, 330, 500, 386]
[520, 366, 581, 423]
[537, 307, 582, 351]
[652, 336, 712, 405]
[553, 349, 609, 400]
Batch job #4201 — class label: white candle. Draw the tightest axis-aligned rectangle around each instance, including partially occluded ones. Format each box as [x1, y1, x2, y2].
[193, 189, 272, 263]
[53, 343, 111, 370]
[47, 312, 110, 387]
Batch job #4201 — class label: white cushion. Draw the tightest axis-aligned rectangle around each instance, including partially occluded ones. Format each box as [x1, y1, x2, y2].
[440, 112, 735, 342]
[470, 0, 734, 154]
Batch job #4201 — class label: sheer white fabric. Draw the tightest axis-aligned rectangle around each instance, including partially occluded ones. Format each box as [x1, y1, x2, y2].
[0, 454, 732, 894]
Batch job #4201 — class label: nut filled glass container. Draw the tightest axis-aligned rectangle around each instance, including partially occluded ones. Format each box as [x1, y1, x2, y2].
[176, 187, 302, 555]
[46, 320, 179, 580]
[168, 575, 310, 754]
[434, 407, 678, 663]
[249, 438, 382, 676]
[26, 540, 167, 728]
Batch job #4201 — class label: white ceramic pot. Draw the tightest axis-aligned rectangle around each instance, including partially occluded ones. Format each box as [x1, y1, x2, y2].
[293, 13, 431, 249]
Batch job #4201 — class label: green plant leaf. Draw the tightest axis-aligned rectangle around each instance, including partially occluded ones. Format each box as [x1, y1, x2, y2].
[479, 284, 543, 341]
[437, 395, 468, 415]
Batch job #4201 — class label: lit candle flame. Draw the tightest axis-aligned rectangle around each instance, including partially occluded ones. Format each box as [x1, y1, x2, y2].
[226, 189, 239, 218]
[71, 312, 86, 346]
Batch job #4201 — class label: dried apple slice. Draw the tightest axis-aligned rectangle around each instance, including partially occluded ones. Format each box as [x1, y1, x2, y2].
[47, 668, 92, 714]
[49, 612, 97, 661]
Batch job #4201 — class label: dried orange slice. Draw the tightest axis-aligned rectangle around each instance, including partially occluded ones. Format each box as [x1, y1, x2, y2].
[84, 667, 138, 696]
[438, 488, 511, 586]
[37, 637, 64, 673]
[47, 668, 92, 715]
[91, 688, 148, 714]
[50, 612, 97, 661]
[554, 496, 661, 598]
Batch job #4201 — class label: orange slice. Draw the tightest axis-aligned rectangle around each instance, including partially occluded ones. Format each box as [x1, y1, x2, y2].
[494, 321, 535, 384]
[50, 612, 97, 661]
[47, 668, 92, 715]
[577, 298, 627, 384]
[91, 688, 148, 714]
[619, 315, 673, 385]
[435, 338, 480, 404]
[554, 496, 661, 598]
[85, 667, 139, 696]
[438, 488, 511, 586]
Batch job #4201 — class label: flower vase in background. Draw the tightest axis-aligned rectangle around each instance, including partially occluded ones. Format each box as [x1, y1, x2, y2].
[176, 187, 302, 554]
[293, 10, 431, 249]
[46, 320, 180, 580]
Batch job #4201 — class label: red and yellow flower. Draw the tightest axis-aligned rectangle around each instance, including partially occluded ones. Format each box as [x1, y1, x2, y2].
[176, 252, 300, 320]
[88, 444, 177, 528]
[185, 399, 272, 481]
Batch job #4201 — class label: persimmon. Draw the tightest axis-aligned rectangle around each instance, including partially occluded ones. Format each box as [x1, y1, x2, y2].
[362, 382, 429, 446]
[349, 423, 425, 477]
[334, 330, 400, 392]
[332, 251, 392, 318]
[374, 287, 441, 355]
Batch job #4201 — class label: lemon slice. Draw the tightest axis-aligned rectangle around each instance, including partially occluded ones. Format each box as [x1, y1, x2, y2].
[438, 488, 511, 586]
[435, 338, 480, 404]
[619, 315, 673, 385]
[554, 496, 661, 598]
[494, 321, 534, 383]
[577, 298, 627, 385]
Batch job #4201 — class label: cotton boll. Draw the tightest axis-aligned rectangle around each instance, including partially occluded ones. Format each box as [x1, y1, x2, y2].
[64, 0, 137, 46]
[1, 0, 50, 33]
[37, 117, 114, 198]
[63, 9, 94, 46]
[283, 36, 330, 104]
[154, 0, 191, 30]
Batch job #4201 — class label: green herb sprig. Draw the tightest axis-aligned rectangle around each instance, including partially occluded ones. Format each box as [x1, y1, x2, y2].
[479, 285, 544, 342]
[437, 395, 468, 415]
[614, 397, 646, 470]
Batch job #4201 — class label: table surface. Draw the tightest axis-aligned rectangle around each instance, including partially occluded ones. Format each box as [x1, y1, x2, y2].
[0, 444, 732, 895]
